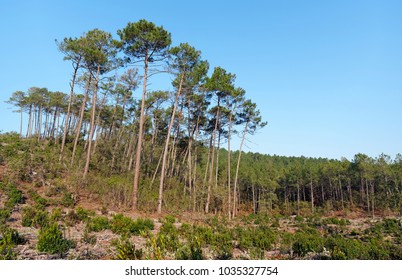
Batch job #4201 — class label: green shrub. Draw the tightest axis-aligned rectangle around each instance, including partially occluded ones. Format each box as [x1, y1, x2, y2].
[237, 225, 277, 251]
[61, 192, 76, 207]
[0, 209, 11, 224]
[21, 206, 36, 227]
[164, 215, 176, 224]
[325, 236, 369, 259]
[28, 190, 48, 210]
[87, 216, 110, 232]
[0, 244, 16, 260]
[114, 238, 143, 260]
[0, 227, 25, 260]
[76, 207, 95, 222]
[32, 210, 50, 229]
[295, 215, 304, 223]
[381, 219, 401, 234]
[5, 186, 24, 208]
[292, 231, 324, 257]
[50, 208, 63, 222]
[110, 214, 154, 236]
[37, 224, 74, 255]
[111, 214, 135, 236]
[21, 207, 49, 228]
[0, 228, 25, 246]
[157, 222, 180, 253]
[175, 237, 203, 260]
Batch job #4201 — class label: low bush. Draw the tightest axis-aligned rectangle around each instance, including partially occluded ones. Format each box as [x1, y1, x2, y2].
[5, 185, 24, 208]
[114, 238, 143, 260]
[0, 227, 25, 260]
[86, 216, 110, 232]
[37, 223, 74, 256]
[156, 222, 180, 253]
[111, 214, 154, 236]
[292, 231, 324, 257]
[21, 207, 49, 228]
[175, 237, 203, 260]
[61, 192, 76, 208]
[76, 207, 95, 222]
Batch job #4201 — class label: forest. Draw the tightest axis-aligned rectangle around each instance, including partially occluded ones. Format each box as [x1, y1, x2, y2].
[1, 19, 401, 260]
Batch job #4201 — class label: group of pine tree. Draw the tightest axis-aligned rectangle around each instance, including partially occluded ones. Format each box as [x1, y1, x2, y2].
[5, 20, 402, 218]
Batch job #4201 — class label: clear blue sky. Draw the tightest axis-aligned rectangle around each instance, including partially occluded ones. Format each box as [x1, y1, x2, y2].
[0, 0, 401, 160]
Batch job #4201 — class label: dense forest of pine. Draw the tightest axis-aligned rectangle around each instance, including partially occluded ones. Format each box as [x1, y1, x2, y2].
[1, 19, 401, 260]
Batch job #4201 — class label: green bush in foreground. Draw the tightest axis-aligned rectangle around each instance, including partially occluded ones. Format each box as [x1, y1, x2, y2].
[87, 216, 110, 232]
[114, 238, 143, 260]
[37, 224, 74, 256]
[0, 228, 25, 260]
[111, 214, 154, 236]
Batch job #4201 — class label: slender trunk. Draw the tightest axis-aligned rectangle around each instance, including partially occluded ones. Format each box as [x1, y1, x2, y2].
[214, 129, 221, 214]
[150, 151, 163, 189]
[233, 120, 249, 218]
[27, 105, 32, 138]
[370, 181, 375, 219]
[91, 93, 108, 156]
[204, 137, 212, 213]
[192, 119, 200, 213]
[111, 125, 125, 170]
[51, 108, 58, 140]
[83, 68, 100, 178]
[71, 76, 91, 166]
[227, 114, 233, 218]
[133, 55, 149, 211]
[56, 112, 62, 142]
[44, 112, 49, 139]
[252, 184, 256, 214]
[19, 106, 23, 138]
[168, 114, 181, 177]
[297, 181, 300, 215]
[60, 61, 80, 160]
[365, 179, 370, 213]
[37, 105, 42, 141]
[348, 179, 353, 208]
[158, 72, 184, 214]
[338, 175, 344, 210]
[310, 178, 314, 213]
[206, 99, 220, 213]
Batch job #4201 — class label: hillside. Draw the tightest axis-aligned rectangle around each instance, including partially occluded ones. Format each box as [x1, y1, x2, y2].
[1, 132, 401, 260]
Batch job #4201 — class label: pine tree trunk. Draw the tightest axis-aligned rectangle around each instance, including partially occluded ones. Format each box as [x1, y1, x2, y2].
[227, 114, 233, 218]
[310, 178, 314, 213]
[71, 76, 91, 166]
[158, 72, 184, 214]
[60, 62, 80, 161]
[19, 106, 23, 138]
[132, 55, 149, 211]
[37, 105, 43, 142]
[233, 120, 249, 218]
[83, 67, 100, 178]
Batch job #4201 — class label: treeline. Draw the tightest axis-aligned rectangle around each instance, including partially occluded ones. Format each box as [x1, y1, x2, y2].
[233, 152, 402, 217]
[6, 19, 266, 217]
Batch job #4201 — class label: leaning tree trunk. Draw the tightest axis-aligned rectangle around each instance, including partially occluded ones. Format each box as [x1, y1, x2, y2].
[158, 72, 184, 214]
[71, 75, 91, 166]
[60, 61, 80, 161]
[233, 120, 249, 218]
